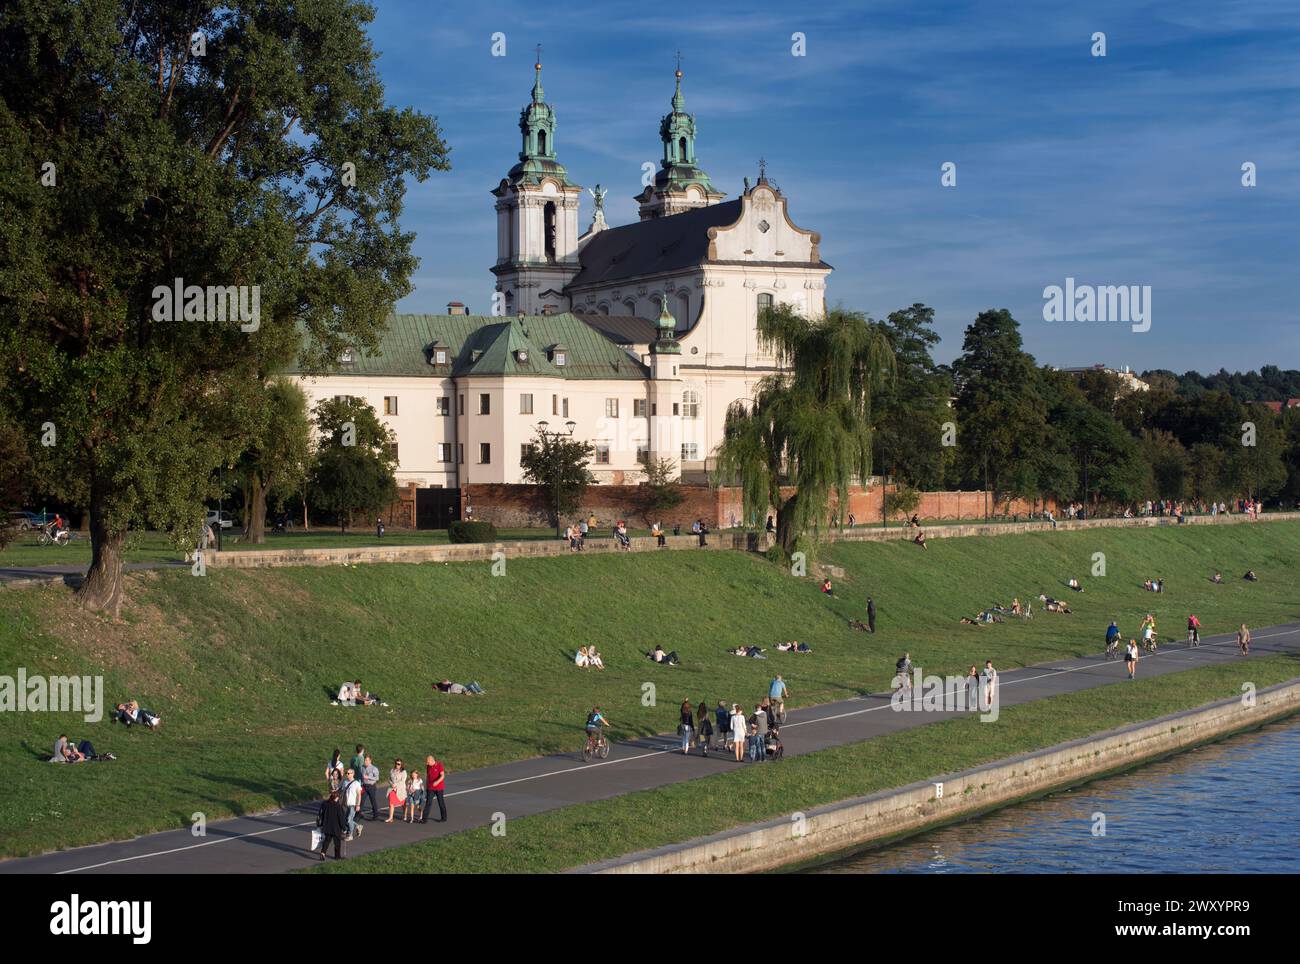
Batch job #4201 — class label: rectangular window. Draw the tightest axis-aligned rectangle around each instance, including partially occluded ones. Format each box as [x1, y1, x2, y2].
[552, 394, 558, 415]
[457, 443, 464, 465]
[519, 393, 533, 414]
[605, 398, 619, 418]
[383, 396, 398, 416]
[458, 394, 465, 416]
[434, 348, 448, 365]
[673, 403, 680, 416]
[479, 442, 491, 464]
[436, 396, 450, 416]
[385, 442, 399, 462]
[478, 393, 491, 415]
[595, 442, 610, 464]
[437, 443, 453, 462]
[652, 403, 658, 416]
[521, 443, 532, 462]
[633, 399, 647, 418]
[681, 394, 699, 418]
[554, 351, 567, 366]
[681, 442, 699, 461]
[562, 397, 569, 418]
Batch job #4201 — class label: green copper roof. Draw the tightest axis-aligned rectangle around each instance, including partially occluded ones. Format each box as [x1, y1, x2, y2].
[292, 313, 649, 380]
[651, 301, 681, 354]
[652, 69, 720, 197]
[498, 63, 579, 191]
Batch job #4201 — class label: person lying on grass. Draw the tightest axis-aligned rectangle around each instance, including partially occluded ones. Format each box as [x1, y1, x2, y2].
[1067, 578, 1084, 592]
[647, 645, 681, 665]
[113, 699, 161, 729]
[1244, 569, 1259, 581]
[775, 641, 812, 653]
[1038, 595, 1072, 614]
[432, 680, 485, 695]
[727, 645, 767, 658]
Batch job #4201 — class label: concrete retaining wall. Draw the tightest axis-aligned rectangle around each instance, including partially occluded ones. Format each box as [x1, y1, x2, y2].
[576, 679, 1300, 875]
[206, 510, 1300, 570]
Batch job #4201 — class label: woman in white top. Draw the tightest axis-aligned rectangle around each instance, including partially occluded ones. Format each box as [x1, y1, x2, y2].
[386, 760, 408, 823]
[574, 646, 590, 668]
[589, 648, 605, 670]
[730, 704, 747, 762]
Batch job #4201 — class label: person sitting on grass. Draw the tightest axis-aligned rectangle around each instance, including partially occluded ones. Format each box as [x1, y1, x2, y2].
[588, 647, 605, 670]
[1067, 578, 1083, 592]
[1244, 569, 1259, 582]
[1039, 595, 1072, 614]
[1010, 597, 1022, 616]
[821, 578, 833, 595]
[432, 679, 485, 695]
[913, 530, 927, 549]
[349, 681, 386, 706]
[1212, 571, 1223, 584]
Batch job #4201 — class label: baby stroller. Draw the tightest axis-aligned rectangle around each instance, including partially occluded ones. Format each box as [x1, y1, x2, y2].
[765, 727, 784, 760]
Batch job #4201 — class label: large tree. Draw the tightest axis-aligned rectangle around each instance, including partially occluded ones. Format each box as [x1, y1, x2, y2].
[951, 309, 1048, 504]
[0, 1, 447, 614]
[715, 304, 893, 555]
[307, 396, 396, 532]
[872, 304, 954, 490]
[237, 377, 312, 543]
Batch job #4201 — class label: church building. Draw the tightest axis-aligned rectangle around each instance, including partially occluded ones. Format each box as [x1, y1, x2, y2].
[293, 59, 831, 494]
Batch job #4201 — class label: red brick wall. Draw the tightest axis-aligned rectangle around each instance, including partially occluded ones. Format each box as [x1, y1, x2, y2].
[454, 483, 1054, 530]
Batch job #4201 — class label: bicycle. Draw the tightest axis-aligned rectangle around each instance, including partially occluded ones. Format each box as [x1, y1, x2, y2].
[582, 730, 609, 762]
[1187, 629, 1201, 648]
[1105, 637, 1120, 660]
[38, 528, 70, 547]
[772, 697, 787, 725]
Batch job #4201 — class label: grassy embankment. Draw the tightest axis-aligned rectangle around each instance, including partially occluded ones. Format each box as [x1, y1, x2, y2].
[0, 521, 1296, 859]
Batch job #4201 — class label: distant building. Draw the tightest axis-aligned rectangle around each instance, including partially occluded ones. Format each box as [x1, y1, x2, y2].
[1055, 364, 1150, 394]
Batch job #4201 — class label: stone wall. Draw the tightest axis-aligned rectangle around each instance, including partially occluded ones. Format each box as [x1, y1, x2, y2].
[575, 680, 1300, 874]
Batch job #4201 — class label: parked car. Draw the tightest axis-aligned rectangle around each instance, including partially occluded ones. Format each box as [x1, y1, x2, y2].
[7, 511, 44, 531]
[205, 510, 237, 530]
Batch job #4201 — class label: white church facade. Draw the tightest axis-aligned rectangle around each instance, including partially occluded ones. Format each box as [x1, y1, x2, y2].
[293, 61, 830, 488]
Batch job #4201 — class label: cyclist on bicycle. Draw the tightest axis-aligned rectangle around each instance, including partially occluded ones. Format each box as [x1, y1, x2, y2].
[1105, 620, 1121, 654]
[768, 675, 788, 717]
[584, 707, 609, 746]
[895, 652, 913, 691]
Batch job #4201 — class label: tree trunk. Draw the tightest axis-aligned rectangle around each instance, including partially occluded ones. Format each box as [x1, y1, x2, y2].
[77, 486, 125, 618]
[775, 493, 800, 556]
[245, 472, 268, 544]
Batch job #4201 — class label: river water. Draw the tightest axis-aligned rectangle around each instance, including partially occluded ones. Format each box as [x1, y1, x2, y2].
[803, 716, 1300, 874]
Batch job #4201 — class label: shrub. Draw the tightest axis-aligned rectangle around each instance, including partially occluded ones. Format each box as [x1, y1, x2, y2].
[447, 520, 499, 543]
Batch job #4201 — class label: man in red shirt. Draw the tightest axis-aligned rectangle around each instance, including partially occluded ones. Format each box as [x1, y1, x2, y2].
[420, 753, 448, 823]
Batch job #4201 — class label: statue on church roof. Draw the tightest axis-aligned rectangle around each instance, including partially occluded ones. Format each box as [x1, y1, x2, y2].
[587, 183, 607, 213]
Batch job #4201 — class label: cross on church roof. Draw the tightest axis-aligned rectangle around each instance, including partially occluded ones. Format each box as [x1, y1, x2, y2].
[675, 50, 683, 77]
[535, 43, 542, 68]
[759, 157, 767, 179]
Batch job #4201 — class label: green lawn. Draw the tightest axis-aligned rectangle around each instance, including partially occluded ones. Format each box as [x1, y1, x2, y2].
[0, 521, 1296, 859]
[308, 655, 1300, 874]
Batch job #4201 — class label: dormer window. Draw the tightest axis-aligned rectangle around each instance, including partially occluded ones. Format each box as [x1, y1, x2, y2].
[471, 349, 483, 363]
[430, 343, 448, 366]
[555, 351, 566, 366]
[515, 349, 529, 364]
[339, 347, 356, 366]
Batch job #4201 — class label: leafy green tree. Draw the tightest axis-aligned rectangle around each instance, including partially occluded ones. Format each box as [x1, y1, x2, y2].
[639, 457, 685, 526]
[715, 304, 893, 555]
[951, 310, 1047, 504]
[873, 304, 954, 490]
[237, 378, 312, 543]
[0, 418, 31, 549]
[1141, 429, 1189, 502]
[0, 1, 447, 614]
[520, 429, 595, 536]
[307, 397, 396, 532]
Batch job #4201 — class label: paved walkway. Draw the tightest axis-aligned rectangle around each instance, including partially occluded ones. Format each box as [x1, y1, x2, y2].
[5, 619, 1298, 875]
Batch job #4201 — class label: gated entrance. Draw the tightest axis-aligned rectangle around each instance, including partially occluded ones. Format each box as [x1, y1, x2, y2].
[415, 487, 460, 530]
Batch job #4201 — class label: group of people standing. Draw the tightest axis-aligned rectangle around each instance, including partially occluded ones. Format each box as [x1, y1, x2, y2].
[315, 744, 448, 860]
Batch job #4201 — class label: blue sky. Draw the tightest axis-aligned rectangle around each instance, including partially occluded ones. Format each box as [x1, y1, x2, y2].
[366, 0, 1300, 372]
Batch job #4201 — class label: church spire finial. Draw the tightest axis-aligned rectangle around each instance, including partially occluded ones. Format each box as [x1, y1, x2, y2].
[672, 51, 685, 110]
[532, 44, 544, 103]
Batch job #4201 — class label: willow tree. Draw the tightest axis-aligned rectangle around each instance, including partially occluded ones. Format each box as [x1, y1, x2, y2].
[715, 304, 894, 555]
[0, 1, 447, 614]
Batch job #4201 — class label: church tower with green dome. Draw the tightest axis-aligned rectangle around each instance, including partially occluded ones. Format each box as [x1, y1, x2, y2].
[491, 56, 584, 316]
[636, 65, 726, 220]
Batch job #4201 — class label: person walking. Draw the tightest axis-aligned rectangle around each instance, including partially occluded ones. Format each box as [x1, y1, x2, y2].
[1237, 624, 1251, 655]
[341, 767, 363, 840]
[678, 699, 694, 754]
[866, 597, 876, 634]
[715, 700, 731, 752]
[385, 759, 408, 823]
[730, 703, 747, 762]
[349, 744, 367, 786]
[376, 515, 385, 539]
[316, 790, 348, 861]
[578, 517, 589, 549]
[966, 665, 980, 711]
[420, 754, 447, 823]
[981, 660, 998, 709]
[696, 700, 713, 757]
[361, 754, 381, 821]
[1125, 638, 1139, 679]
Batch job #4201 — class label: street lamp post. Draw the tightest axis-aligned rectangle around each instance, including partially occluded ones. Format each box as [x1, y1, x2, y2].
[535, 419, 577, 537]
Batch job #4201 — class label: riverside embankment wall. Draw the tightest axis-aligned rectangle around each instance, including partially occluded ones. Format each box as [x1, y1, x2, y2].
[572, 680, 1300, 874]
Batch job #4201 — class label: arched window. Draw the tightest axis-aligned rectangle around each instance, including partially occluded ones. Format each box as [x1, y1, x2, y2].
[757, 292, 774, 317]
[598, 302, 610, 316]
[678, 136, 688, 162]
[623, 298, 636, 314]
[682, 390, 700, 419]
[543, 201, 557, 261]
[538, 129, 548, 155]
[573, 305, 585, 314]
[676, 291, 690, 329]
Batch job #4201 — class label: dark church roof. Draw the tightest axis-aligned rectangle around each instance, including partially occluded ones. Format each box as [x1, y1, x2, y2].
[579, 314, 661, 345]
[569, 201, 743, 287]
